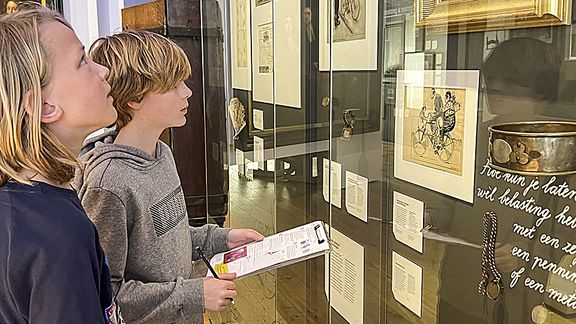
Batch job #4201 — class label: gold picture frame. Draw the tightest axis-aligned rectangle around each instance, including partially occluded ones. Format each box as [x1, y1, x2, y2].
[415, 0, 572, 34]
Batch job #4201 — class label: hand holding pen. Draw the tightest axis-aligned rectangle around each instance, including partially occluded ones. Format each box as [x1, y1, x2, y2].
[196, 246, 237, 311]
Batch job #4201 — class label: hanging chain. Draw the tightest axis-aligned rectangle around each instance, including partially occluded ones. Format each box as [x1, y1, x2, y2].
[487, 212, 501, 282]
[478, 212, 490, 295]
[478, 211, 501, 296]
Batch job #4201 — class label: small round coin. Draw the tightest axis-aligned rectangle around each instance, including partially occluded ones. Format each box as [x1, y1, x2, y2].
[492, 139, 512, 164]
[486, 281, 501, 300]
[531, 304, 548, 324]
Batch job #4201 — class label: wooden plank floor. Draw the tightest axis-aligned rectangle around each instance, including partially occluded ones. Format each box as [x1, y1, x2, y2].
[207, 163, 384, 323]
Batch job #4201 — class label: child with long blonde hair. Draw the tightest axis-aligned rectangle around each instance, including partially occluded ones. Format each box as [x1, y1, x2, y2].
[0, 6, 119, 323]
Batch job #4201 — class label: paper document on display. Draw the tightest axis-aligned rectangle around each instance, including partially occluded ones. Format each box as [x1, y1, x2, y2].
[208, 221, 330, 279]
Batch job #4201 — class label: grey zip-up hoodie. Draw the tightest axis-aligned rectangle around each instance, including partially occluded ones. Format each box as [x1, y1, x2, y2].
[74, 129, 230, 324]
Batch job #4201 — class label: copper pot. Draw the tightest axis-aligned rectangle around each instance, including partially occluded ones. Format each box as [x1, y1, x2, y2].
[488, 121, 576, 176]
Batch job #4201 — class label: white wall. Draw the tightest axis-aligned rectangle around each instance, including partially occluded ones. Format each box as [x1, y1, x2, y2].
[62, 0, 123, 47]
[97, 0, 123, 36]
[62, 0, 99, 47]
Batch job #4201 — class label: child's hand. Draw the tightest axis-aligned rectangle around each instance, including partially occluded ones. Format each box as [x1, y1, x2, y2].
[226, 229, 264, 249]
[203, 272, 237, 311]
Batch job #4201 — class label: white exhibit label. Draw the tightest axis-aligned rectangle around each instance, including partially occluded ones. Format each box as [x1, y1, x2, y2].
[325, 228, 364, 324]
[323, 158, 342, 208]
[245, 159, 255, 180]
[253, 109, 264, 130]
[392, 191, 424, 253]
[345, 171, 368, 222]
[392, 251, 422, 317]
[235, 148, 245, 176]
[254, 136, 265, 170]
[312, 156, 318, 178]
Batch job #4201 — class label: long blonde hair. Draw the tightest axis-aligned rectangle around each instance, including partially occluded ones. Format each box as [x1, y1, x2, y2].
[0, 7, 78, 186]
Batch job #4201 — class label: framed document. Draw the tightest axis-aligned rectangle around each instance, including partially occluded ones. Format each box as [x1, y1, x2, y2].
[394, 70, 480, 203]
[251, 0, 273, 103]
[251, 0, 301, 108]
[231, 0, 252, 90]
[319, 0, 379, 71]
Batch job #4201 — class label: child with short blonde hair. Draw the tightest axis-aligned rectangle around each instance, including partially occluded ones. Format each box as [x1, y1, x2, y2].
[77, 30, 263, 323]
[0, 6, 118, 323]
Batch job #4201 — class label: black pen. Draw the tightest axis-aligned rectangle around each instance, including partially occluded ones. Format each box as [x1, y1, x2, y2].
[195, 246, 235, 305]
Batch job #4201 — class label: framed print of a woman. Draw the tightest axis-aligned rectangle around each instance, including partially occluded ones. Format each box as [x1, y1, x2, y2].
[2, 0, 63, 14]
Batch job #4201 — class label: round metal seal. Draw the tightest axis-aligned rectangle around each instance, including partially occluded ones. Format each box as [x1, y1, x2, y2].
[492, 139, 512, 164]
[531, 304, 549, 324]
[486, 281, 501, 300]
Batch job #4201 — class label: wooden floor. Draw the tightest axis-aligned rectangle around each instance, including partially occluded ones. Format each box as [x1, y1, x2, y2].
[206, 160, 385, 323]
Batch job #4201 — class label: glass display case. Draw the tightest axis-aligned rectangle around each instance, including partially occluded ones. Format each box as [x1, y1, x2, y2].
[200, 0, 576, 322]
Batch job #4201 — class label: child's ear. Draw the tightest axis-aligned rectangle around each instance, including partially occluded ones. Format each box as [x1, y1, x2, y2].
[40, 102, 64, 124]
[23, 91, 63, 124]
[23, 90, 35, 117]
[127, 101, 143, 111]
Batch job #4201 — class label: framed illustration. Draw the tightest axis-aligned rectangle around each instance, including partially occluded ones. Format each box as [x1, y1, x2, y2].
[394, 70, 479, 203]
[251, 0, 273, 104]
[251, 0, 301, 108]
[231, 0, 252, 90]
[273, 0, 301, 108]
[256, 0, 271, 5]
[415, 0, 572, 34]
[331, 0, 367, 43]
[319, 0, 379, 71]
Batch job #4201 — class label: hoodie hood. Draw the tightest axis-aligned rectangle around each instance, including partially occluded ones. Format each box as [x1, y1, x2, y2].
[73, 128, 165, 192]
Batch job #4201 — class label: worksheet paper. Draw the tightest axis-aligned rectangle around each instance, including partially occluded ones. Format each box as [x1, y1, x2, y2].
[209, 221, 329, 278]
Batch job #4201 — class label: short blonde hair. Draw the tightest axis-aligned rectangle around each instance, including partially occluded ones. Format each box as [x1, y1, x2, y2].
[89, 30, 192, 129]
[0, 7, 77, 186]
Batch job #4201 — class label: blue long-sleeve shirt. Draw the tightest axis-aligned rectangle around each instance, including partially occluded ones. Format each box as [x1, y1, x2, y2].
[0, 181, 114, 323]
